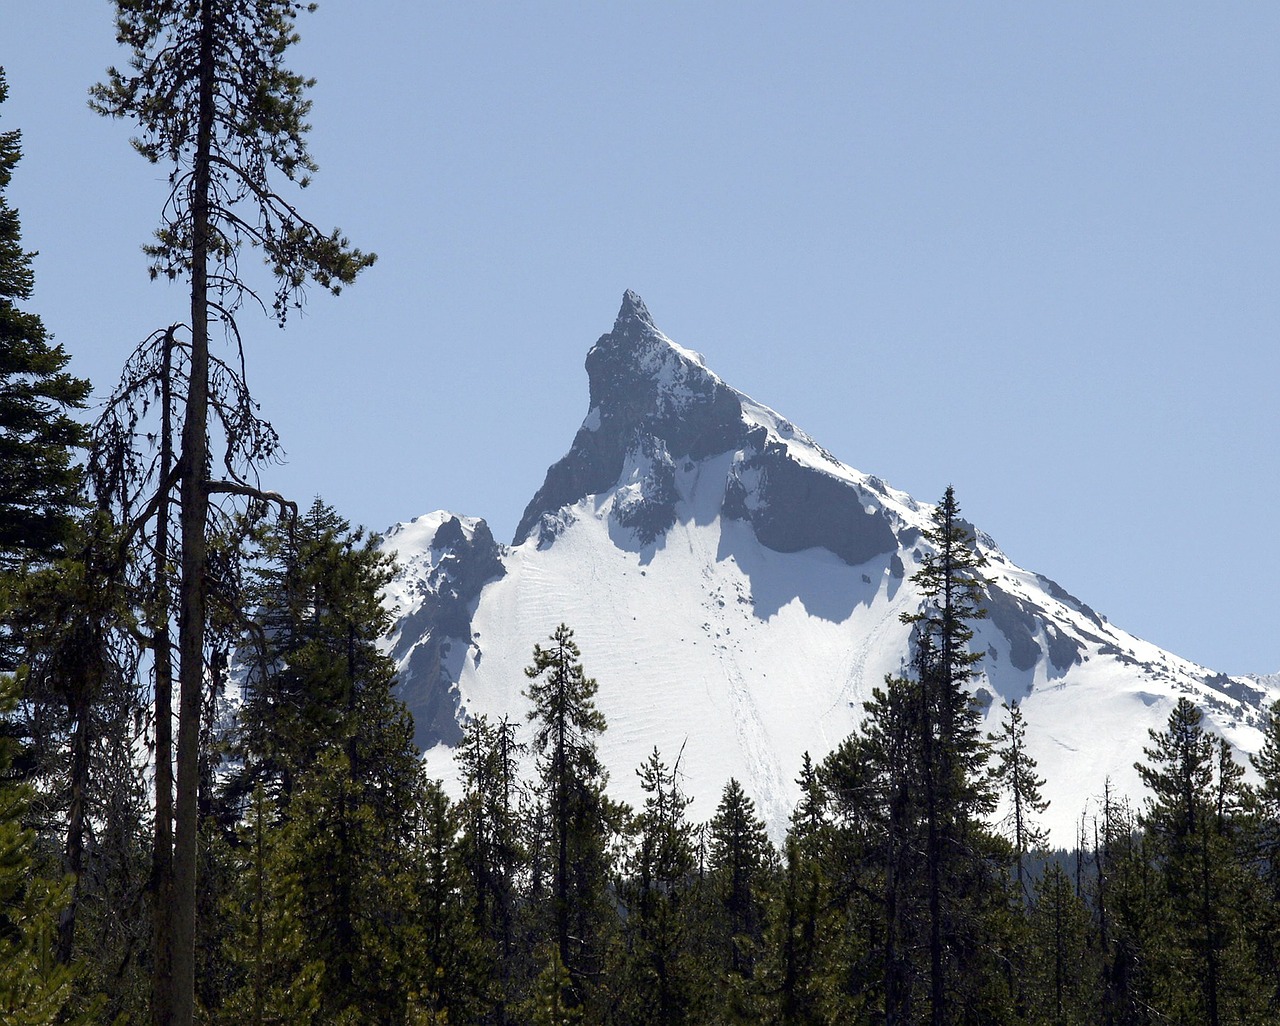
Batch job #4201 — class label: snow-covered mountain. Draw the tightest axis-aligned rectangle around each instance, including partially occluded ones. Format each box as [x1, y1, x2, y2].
[382, 291, 1278, 842]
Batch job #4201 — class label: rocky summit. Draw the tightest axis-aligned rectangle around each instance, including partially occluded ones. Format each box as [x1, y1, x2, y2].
[382, 292, 1278, 840]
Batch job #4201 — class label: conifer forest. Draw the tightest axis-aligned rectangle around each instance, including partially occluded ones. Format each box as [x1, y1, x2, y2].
[3, 4, 1280, 1025]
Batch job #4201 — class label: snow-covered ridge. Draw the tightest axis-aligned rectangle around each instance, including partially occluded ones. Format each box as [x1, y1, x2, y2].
[382, 511, 490, 622]
[1246, 671, 1280, 694]
[382, 292, 1280, 842]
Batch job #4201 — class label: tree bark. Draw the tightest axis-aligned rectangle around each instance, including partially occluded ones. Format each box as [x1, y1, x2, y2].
[555, 650, 570, 986]
[170, 3, 215, 1022]
[151, 327, 176, 1026]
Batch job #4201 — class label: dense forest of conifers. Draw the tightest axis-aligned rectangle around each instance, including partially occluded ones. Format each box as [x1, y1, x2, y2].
[3, 5, 1280, 1025]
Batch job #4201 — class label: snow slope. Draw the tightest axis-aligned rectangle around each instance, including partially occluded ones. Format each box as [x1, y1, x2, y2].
[382, 293, 1278, 843]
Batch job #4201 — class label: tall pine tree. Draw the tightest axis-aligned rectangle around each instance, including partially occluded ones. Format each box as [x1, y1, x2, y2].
[220, 500, 426, 1025]
[1025, 861, 1096, 1026]
[899, 486, 1001, 1026]
[817, 487, 1007, 1024]
[698, 777, 775, 1024]
[1135, 698, 1262, 1025]
[0, 66, 89, 604]
[90, 8, 374, 1022]
[615, 747, 698, 1026]
[524, 624, 617, 1013]
[456, 713, 527, 1023]
[990, 700, 1048, 899]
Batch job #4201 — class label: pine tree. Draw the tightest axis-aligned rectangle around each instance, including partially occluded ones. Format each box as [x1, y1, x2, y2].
[523, 624, 616, 1012]
[990, 700, 1048, 899]
[985, 699, 1049, 1023]
[837, 681, 928, 1022]
[764, 835, 825, 1026]
[902, 487, 991, 723]
[217, 784, 321, 1026]
[0, 67, 89, 612]
[90, 8, 374, 1021]
[1025, 860, 1096, 1026]
[456, 713, 527, 1023]
[898, 486, 1001, 1026]
[706, 777, 772, 983]
[758, 750, 877, 1026]
[4, 529, 152, 1020]
[230, 499, 410, 809]
[1136, 698, 1214, 843]
[792, 487, 1011, 1025]
[267, 748, 411, 1025]
[403, 778, 490, 1026]
[791, 753, 825, 843]
[687, 777, 775, 1025]
[219, 501, 425, 1024]
[523, 948, 582, 1026]
[1135, 698, 1262, 1025]
[616, 746, 697, 1026]
[1093, 788, 1158, 1026]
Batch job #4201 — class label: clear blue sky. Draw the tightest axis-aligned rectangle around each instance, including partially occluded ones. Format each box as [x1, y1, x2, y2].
[4, 3, 1278, 675]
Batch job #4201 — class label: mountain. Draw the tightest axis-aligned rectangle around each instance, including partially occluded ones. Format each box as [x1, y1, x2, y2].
[382, 291, 1278, 841]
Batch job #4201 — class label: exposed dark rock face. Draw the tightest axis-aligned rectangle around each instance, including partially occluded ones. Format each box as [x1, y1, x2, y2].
[985, 584, 1043, 672]
[514, 291, 745, 545]
[515, 291, 897, 568]
[389, 517, 505, 749]
[982, 583, 1082, 675]
[1044, 622, 1083, 672]
[1206, 672, 1267, 708]
[721, 438, 898, 567]
[610, 434, 679, 545]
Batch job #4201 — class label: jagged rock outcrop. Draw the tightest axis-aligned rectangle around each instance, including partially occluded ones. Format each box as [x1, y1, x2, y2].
[515, 291, 899, 568]
[383, 514, 505, 748]
[515, 291, 745, 545]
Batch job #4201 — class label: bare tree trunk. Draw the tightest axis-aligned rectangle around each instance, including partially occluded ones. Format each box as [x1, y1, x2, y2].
[152, 328, 176, 1026]
[556, 659, 570, 985]
[170, 4, 215, 1022]
[1011, 709, 1028, 898]
[920, 660, 945, 1026]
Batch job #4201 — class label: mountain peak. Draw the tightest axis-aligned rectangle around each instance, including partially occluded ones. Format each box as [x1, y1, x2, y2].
[513, 292, 900, 569]
[614, 289, 657, 335]
[513, 294, 745, 545]
[386, 292, 1280, 843]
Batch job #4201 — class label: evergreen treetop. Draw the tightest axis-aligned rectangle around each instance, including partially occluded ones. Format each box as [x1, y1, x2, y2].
[230, 497, 408, 811]
[523, 624, 615, 1009]
[0, 67, 90, 584]
[902, 484, 992, 691]
[524, 624, 607, 761]
[1136, 696, 1215, 842]
[90, 0, 374, 324]
[990, 699, 1049, 896]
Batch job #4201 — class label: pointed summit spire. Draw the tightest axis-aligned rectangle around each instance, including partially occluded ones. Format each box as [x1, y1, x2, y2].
[614, 289, 657, 334]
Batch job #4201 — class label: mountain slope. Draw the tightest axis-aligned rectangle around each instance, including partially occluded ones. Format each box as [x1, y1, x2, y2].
[383, 292, 1277, 841]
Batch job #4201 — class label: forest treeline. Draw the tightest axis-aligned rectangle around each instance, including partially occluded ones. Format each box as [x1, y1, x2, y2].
[3, 4, 1280, 1024]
